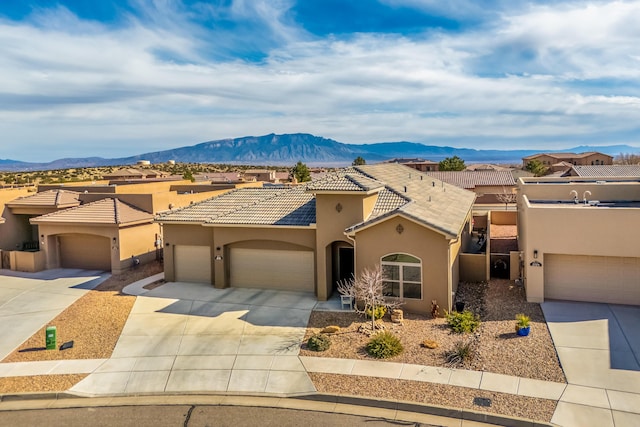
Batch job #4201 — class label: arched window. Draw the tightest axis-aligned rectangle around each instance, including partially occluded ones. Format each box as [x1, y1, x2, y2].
[381, 254, 422, 299]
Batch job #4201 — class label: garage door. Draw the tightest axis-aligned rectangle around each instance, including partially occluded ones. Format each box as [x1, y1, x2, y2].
[174, 245, 211, 284]
[545, 254, 640, 305]
[59, 234, 111, 271]
[230, 248, 314, 292]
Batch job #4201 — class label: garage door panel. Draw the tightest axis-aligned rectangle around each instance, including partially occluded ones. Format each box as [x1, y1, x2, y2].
[175, 245, 211, 284]
[545, 254, 640, 305]
[230, 248, 314, 292]
[59, 235, 110, 271]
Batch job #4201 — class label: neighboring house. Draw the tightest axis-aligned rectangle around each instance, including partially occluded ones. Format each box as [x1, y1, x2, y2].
[518, 177, 640, 305]
[102, 168, 171, 181]
[0, 180, 253, 274]
[522, 152, 613, 168]
[157, 163, 475, 314]
[465, 164, 509, 171]
[244, 169, 277, 183]
[563, 165, 640, 178]
[383, 158, 440, 172]
[422, 171, 516, 205]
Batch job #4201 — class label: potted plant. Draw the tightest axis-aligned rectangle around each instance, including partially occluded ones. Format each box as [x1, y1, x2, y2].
[515, 313, 531, 336]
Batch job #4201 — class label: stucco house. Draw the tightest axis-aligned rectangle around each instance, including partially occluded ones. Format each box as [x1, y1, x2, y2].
[383, 158, 440, 172]
[522, 152, 613, 168]
[518, 177, 640, 305]
[157, 163, 475, 314]
[563, 165, 640, 178]
[422, 171, 516, 205]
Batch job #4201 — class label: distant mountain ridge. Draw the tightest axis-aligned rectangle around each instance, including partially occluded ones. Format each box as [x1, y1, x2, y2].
[1, 133, 639, 171]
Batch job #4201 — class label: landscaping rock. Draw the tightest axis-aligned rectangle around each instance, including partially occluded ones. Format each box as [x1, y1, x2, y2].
[390, 309, 403, 323]
[321, 325, 341, 334]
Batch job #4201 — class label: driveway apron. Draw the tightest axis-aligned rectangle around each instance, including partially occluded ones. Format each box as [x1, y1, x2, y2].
[543, 301, 640, 427]
[0, 269, 109, 360]
[71, 282, 317, 397]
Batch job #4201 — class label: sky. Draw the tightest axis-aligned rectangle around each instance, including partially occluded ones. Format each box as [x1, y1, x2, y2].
[1, 0, 640, 162]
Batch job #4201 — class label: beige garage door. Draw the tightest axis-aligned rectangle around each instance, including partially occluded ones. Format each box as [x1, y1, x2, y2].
[174, 245, 211, 284]
[59, 234, 111, 271]
[230, 248, 314, 292]
[545, 254, 640, 305]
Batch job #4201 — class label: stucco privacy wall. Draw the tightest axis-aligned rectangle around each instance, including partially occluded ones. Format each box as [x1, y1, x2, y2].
[0, 187, 34, 250]
[354, 215, 451, 313]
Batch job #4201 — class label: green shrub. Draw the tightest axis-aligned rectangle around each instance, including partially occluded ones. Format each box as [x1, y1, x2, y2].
[444, 339, 477, 367]
[445, 310, 481, 333]
[365, 305, 387, 320]
[307, 334, 331, 352]
[366, 331, 404, 359]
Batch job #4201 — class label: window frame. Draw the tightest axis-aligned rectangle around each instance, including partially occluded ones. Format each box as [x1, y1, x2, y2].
[381, 253, 423, 300]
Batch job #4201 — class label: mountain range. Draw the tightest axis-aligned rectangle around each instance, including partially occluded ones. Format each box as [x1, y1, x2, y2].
[1, 133, 639, 171]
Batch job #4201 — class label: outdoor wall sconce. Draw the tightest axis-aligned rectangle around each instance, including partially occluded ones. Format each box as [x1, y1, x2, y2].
[533, 250, 538, 259]
[335, 203, 342, 213]
[216, 247, 221, 251]
[113, 237, 117, 243]
[214, 255, 223, 261]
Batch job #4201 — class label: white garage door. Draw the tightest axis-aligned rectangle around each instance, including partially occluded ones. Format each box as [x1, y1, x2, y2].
[59, 234, 111, 271]
[230, 248, 314, 292]
[545, 254, 640, 305]
[174, 245, 211, 284]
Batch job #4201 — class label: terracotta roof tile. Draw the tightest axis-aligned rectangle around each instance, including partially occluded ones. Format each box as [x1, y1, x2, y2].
[31, 198, 153, 226]
[422, 171, 515, 189]
[8, 189, 81, 208]
[306, 173, 384, 192]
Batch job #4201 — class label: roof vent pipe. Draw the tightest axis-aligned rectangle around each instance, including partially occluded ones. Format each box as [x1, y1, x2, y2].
[420, 175, 423, 180]
[432, 182, 435, 187]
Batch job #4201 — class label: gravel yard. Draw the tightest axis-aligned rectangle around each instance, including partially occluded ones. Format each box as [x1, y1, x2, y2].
[0, 262, 162, 393]
[310, 373, 557, 422]
[301, 279, 565, 383]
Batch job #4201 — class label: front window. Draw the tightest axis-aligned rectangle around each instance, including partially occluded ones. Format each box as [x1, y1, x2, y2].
[381, 254, 422, 299]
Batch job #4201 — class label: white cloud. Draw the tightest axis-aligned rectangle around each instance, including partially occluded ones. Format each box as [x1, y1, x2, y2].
[1, 1, 640, 161]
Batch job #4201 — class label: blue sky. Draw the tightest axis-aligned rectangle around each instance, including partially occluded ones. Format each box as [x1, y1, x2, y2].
[1, 0, 640, 162]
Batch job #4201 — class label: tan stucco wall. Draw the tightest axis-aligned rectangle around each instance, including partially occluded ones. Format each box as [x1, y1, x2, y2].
[0, 188, 35, 250]
[9, 250, 46, 272]
[118, 223, 161, 270]
[460, 254, 487, 282]
[518, 178, 639, 204]
[520, 196, 640, 302]
[491, 210, 517, 225]
[314, 193, 376, 300]
[354, 216, 452, 314]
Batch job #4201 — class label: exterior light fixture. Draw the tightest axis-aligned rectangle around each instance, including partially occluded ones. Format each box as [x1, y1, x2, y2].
[533, 250, 538, 259]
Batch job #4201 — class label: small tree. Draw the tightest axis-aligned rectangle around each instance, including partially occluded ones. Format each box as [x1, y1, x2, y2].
[525, 160, 547, 177]
[438, 156, 466, 171]
[290, 161, 311, 182]
[496, 188, 517, 210]
[337, 265, 403, 331]
[352, 156, 366, 166]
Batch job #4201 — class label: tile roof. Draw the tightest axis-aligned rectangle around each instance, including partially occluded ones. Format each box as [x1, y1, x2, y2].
[421, 171, 515, 189]
[8, 190, 81, 208]
[31, 198, 153, 226]
[206, 186, 315, 226]
[465, 164, 509, 171]
[570, 165, 640, 177]
[155, 188, 289, 224]
[157, 163, 475, 237]
[523, 151, 612, 160]
[350, 164, 475, 237]
[306, 173, 385, 192]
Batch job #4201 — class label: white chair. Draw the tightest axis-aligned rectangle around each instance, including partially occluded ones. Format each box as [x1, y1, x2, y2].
[340, 295, 354, 310]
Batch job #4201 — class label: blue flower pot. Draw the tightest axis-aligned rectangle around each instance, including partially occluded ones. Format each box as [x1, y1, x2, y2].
[517, 326, 530, 336]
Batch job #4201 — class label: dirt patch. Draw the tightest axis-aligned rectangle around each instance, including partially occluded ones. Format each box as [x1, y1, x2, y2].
[490, 224, 517, 238]
[301, 279, 565, 383]
[2, 261, 163, 363]
[310, 373, 557, 423]
[0, 375, 88, 394]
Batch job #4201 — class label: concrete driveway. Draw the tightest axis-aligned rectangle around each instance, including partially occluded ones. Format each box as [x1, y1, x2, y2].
[71, 282, 317, 397]
[542, 301, 640, 427]
[0, 269, 109, 360]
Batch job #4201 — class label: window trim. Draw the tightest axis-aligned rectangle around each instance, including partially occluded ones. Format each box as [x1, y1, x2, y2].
[381, 253, 423, 300]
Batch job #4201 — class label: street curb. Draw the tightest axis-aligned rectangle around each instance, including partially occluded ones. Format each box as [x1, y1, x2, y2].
[0, 391, 554, 427]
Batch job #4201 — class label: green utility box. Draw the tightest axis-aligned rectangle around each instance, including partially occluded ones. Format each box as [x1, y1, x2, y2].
[46, 326, 57, 350]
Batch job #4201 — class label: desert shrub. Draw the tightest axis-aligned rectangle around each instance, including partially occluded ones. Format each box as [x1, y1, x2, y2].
[444, 339, 477, 367]
[365, 305, 387, 320]
[366, 331, 404, 359]
[445, 310, 481, 333]
[307, 334, 331, 352]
